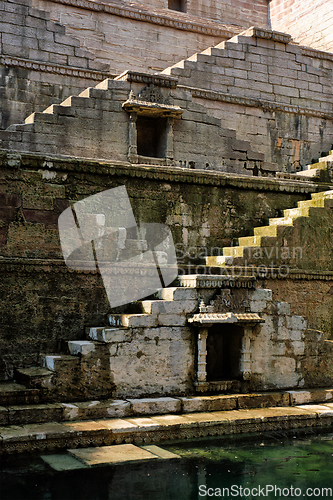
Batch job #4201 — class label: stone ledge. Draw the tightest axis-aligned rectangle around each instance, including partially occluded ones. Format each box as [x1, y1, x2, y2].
[0, 56, 113, 80]
[116, 70, 178, 88]
[0, 403, 331, 455]
[183, 86, 333, 120]
[1, 388, 333, 428]
[0, 150, 322, 194]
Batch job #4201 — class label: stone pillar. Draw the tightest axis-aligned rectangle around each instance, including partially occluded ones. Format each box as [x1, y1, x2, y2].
[240, 326, 252, 380]
[165, 116, 174, 166]
[197, 327, 208, 382]
[128, 111, 138, 163]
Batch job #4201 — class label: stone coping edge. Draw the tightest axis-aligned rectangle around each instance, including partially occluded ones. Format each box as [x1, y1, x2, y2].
[46, 0, 240, 38]
[1, 400, 333, 455]
[1, 387, 333, 426]
[0, 150, 323, 193]
[0, 56, 114, 81]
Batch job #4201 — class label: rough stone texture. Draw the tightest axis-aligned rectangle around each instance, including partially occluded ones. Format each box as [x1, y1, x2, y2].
[180, 395, 237, 412]
[163, 30, 333, 172]
[109, 326, 195, 397]
[2, 27, 333, 172]
[127, 397, 181, 415]
[0, 150, 316, 381]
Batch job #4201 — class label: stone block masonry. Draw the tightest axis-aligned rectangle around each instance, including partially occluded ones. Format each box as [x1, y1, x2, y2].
[163, 27, 333, 172]
[0, 0, 113, 129]
[0, 150, 317, 380]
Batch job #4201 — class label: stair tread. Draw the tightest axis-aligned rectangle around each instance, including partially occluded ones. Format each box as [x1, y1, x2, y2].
[16, 367, 53, 377]
[0, 382, 36, 393]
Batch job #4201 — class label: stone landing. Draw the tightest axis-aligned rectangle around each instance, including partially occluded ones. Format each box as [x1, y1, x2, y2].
[2, 402, 333, 456]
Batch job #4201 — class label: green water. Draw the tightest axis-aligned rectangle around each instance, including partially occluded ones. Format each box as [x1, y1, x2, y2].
[1, 430, 333, 499]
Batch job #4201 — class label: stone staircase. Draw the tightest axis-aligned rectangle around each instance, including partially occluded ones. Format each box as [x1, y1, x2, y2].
[206, 188, 333, 270]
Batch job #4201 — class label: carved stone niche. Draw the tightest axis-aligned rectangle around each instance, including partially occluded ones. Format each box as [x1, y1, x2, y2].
[122, 83, 183, 166]
[188, 311, 264, 393]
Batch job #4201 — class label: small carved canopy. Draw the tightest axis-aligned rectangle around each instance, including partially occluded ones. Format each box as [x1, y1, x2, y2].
[123, 85, 183, 117]
[188, 311, 264, 327]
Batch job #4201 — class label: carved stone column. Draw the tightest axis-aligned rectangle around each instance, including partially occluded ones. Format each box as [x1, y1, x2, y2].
[165, 116, 174, 165]
[197, 327, 208, 382]
[240, 326, 252, 380]
[128, 111, 138, 163]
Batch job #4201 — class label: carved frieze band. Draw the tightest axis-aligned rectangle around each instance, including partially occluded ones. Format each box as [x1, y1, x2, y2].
[0, 56, 113, 81]
[180, 86, 333, 120]
[0, 150, 319, 194]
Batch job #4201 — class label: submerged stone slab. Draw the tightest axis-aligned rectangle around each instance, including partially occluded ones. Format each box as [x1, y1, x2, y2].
[68, 444, 158, 466]
[41, 453, 88, 471]
[128, 397, 181, 415]
[141, 445, 180, 459]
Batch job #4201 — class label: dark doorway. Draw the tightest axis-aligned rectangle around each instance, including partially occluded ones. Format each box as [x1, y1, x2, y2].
[168, 0, 186, 12]
[206, 324, 243, 381]
[136, 116, 167, 158]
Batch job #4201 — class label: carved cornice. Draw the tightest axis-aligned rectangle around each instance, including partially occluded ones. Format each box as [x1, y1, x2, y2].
[0, 56, 113, 80]
[301, 46, 333, 62]
[47, 0, 239, 38]
[180, 86, 333, 120]
[210, 266, 333, 281]
[116, 71, 178, 88]
[241, 27, 292, 44]
[2, 258, 333, 281]
[0, 150, 323, 194]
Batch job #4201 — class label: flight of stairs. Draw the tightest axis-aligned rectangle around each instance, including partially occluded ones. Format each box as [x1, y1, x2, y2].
[206, 188, 333, 269]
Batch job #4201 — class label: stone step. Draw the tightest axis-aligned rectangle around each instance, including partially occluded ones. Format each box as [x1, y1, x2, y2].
[222, 246, 245, 257]
[108, 313, 157, 328]
[0, 382, 39, 406]
[68, 340, 97, 356]
[156, 287, 198, 301]
[141, 298, 198, 315]
[205, 255, 234, 266]
[88, 326, 131, 343]
[14, 367, 53, 389]
[0, 388, 333, 431]
[268, 216, 293, 226]
[2, 399, 333, 455]
[253, 223, 294, 237]
[311, 190, 333, 200]
[42, 354, 80, 372]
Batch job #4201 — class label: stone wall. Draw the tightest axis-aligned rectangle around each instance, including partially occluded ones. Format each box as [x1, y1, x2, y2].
[30, 0, 234, 74]
[0, 150, 317, 380]
[0, 0, 238, 130]
[164, 28, 333, 172]
[269, 0, 333, 53]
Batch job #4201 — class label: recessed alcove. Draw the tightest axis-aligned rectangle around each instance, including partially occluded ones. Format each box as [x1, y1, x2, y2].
[168, 0, 186, 12]
[136, 116, 168, 158]
[206, 324, 243, 381]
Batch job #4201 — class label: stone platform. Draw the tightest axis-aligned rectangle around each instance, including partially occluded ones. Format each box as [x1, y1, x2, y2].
[1, 389, 333, 455]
